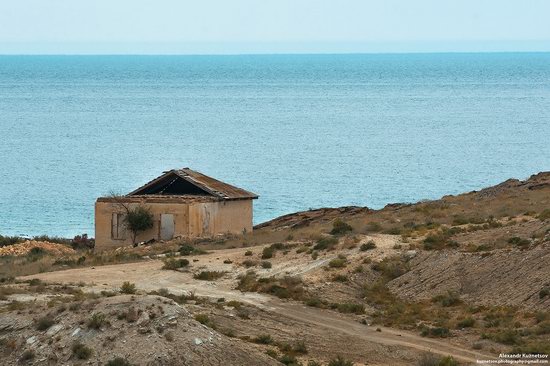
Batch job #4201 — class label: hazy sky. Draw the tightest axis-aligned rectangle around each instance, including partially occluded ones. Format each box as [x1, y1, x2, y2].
[1, 0, 549, 54]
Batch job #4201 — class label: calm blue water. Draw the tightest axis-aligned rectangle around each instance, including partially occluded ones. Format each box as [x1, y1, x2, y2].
[1, 53, 549, 237]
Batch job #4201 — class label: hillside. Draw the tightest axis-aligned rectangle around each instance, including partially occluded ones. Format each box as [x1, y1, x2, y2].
[1, 172, 549, 365]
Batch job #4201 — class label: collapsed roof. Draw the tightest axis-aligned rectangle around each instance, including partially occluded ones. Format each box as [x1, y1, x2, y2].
[127, 168, 258, 200]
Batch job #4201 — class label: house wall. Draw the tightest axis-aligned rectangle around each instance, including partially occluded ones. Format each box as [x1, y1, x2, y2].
[188, 199, 253, 237]
[94, 199, 253, 251]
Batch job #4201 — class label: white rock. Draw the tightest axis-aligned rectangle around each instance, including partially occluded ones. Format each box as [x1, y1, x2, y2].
[194, 338, 203, 345]
[71, 328, 81, 337]
[26, 336, 37, 345]
[46, 324, 63, 336]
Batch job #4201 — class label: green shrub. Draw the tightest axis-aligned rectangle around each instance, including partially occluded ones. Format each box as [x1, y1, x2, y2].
[35, 316, 55, 331]
[0, 235, 24, 247]
[262, 247, 274, 259]
[487, 329, 521, 345]
[360, 241, 376, 251]
[124, 206, 154, 244]
[305, 297, 323, 307]
[19, 350, 35, 362]
[371, 256, 409, 279]
[244, 250, 253, 256]
[72, 342, 93, 359]
[195, 313, 215, 328]
[311, 251, 319, 260]
[179, 244, 207, 256]
[313, 237, 338, 251]
[507, 236, 530, 248]
[27, 247, 47, 261]
[162, 258, 189, 270]
[540, 287, 550, 299]
[417, 353, 458, 366]
[328, 258, 347, 268]
[292, 340, 308, 354]
[457, 317, 475, 328]
[421, 326, 450, 338]
[423, 235, 448, 250]
[253, 334, 273, 344]
[279, 354, 300, 366]
[330, 219, 353, 235]
[432, 291, 461, 307]
[328, 355, 354, 366]
[193, 271, 225, 281]
[537, 209, 550, 221]
[87, 312, 106, 329]
[106, 357, 133, 366]
[333, 274, 348, 282]
[261, 261, 272, 269]
[242, 259, 258, 268]
[332, 302, 364, 314]
[120, 281, 137, 294]
[365, 222, 382, 233]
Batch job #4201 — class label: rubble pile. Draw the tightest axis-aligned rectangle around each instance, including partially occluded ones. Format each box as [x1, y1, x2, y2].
[0, 240, 75, 257]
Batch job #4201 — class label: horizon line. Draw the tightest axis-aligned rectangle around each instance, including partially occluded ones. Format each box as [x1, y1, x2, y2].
[2, 50, 550, 57]
[1, 40, 549, 56]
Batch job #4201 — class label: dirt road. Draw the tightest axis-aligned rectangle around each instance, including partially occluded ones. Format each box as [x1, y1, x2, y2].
[22, 254, 492, 364]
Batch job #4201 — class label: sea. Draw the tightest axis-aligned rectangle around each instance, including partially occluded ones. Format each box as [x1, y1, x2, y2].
[0, 53, 549, 237]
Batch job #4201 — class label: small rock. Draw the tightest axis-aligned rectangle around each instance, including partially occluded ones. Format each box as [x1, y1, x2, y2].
[46, 324, 64, 336]
[26, 336, 38, 345]
[194, 338, 203, 345]
[71, 328, 81, 337]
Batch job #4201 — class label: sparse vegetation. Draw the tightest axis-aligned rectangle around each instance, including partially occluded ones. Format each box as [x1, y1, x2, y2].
[0, 235, 24, 247]
[330, 219, 353, 235]
[371, 255, 410, 279]
[420, 326, 450, 338]
[360, 241, 376, 251]
[328, 355, 354, 366]
[331, 302, 365, 314]
[162, 258, 189, 270]
[328, 257, 347, 268]
[19, 350, 35, 362]
[72, 342, 93, 359]
[457, 317, 475, 328]
[313, 237, 338, 251]
[179, 243, 207, 256]
[237, 272, 306, 301]
[87, 312, 107, 329]
[106, 357, 133, 366]
[537, 209, 550, 221]
[35, 316, 55, 331]
[417, 353, 459, 366]
[261, 261, 272, 269]
[432, 291, 461, 307]
[253, 334, 273, 344]
[194, 313, 216, 328]
[242, 259, 258, 268]
[365, 222, 382, 233]
[508, 236, 530, 248]
[123, 205, 154, 244]
[194, 271, 225, 281]
[120, 281, 137, 294]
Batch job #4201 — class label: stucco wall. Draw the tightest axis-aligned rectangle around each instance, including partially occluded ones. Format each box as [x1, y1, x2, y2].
[95, 199, 253, 250]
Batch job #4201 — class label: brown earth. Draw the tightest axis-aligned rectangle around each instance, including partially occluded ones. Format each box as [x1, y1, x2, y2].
[19, 248, 492, 365]
[1, 172, 550, 365]
[0, 294, 279, 366]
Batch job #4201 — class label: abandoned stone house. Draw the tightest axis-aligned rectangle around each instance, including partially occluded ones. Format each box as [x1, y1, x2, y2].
[95, 168, 258, 250]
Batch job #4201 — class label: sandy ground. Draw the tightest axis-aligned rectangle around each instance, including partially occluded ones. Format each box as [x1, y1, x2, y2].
[21, 238, 494, 365]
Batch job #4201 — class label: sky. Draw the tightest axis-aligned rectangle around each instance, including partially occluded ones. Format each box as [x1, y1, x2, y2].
[0, 0, 549, 54]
